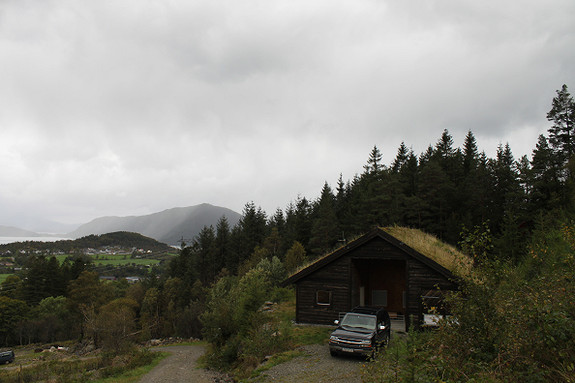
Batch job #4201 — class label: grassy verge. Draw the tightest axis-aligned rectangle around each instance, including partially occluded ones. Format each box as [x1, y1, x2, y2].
[290, 325, 331, 346]
[235, 293, 332, 381]
[0, 348, 167, 383]
[0, 273, 12, 284]
[94, 351, 169, 383]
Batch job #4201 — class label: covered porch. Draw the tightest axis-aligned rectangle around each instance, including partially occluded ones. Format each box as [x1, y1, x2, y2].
[351, 258, 407, 332]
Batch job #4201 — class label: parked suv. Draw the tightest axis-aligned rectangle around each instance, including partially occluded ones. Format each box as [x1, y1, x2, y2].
[329, 307, 391, 357]
[0, 350, 15, 364]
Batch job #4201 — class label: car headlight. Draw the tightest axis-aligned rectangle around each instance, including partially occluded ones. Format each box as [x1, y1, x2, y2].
[330, 335, 339, 342]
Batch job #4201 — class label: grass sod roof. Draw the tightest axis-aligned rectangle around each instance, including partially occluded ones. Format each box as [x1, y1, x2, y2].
[382, 226, 472, 277]
[285, 226, 472, 284]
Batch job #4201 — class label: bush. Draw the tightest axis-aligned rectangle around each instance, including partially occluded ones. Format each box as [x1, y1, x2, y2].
[362, 222, 575, 382]
[201, 267, 293, 374]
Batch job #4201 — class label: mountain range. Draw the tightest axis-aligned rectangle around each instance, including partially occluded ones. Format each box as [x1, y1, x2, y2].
[0, 225, 45, 237]
[1, 204, 242, 246]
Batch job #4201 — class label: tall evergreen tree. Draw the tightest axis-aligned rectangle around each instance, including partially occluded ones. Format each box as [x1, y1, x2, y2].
[233, 202, 268, 266]
[391, 142, 410, 174]
[309, 182, 340, 256]
[462, 130, 479, 174]
[490, 143, 522, 232]
[547, 84, 575, 174]
[194, 225, 217, 284]
[364, 145, 384, 175]
[215, 216, 231, 274]
[530, 134, 563, 213]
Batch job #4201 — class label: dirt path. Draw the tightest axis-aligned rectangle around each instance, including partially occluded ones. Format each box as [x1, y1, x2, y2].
[139, 345, 225, 383]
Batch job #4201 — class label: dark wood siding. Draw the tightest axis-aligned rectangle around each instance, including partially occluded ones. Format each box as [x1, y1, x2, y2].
[406, 259, 457, 327]
[296, 256, 351, 325]
[346, 237, 406, 260]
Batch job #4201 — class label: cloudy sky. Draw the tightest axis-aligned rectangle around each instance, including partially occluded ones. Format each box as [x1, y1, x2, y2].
[1, 0, 574, 230]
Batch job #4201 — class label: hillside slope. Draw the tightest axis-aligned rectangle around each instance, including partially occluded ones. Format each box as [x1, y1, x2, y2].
[67, 204, 242, 245]
[0, 225, 43, 237]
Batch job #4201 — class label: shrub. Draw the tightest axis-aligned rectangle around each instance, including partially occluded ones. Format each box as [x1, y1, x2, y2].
[201, 267, 293, 374]
[362, 222, 575, 382]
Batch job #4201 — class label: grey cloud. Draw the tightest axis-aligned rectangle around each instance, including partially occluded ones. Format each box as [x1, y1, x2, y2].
[0, 0, 574, 225]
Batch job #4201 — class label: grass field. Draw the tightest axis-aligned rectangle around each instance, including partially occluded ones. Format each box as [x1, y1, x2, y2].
[0, 273, 12, 284]
[54, 254, 161, 267]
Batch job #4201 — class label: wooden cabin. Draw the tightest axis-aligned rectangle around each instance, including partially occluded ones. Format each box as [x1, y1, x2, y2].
[282, 227, 470, 329]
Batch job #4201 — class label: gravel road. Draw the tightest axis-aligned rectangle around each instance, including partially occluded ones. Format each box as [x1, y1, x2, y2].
[139, 345, 225, 383]
[249, 344, 363, 383]
[140, 343, 363, 383]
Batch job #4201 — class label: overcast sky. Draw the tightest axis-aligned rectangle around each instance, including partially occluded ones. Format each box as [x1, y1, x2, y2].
[1, 0, 574, 229]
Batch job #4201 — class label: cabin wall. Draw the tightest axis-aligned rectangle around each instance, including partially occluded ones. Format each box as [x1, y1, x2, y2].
[295, 256, 351, 325]
[294, 236, 458, 327]
[406, 259, 457, 327]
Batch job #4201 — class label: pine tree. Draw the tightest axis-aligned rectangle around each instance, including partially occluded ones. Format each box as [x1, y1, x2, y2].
[215, 216, 231, 274]
[463, 130, 479, 174]
[530, 135, 563, 213]
[234, 202, 268, 265]
[309, 182, 340, 256]
[194, 225, 217, 284]
[547, 84, 575, 173]
[391, 142, 410, 173]
[364, 145, 384, 175]
[490, 143, 522, 232]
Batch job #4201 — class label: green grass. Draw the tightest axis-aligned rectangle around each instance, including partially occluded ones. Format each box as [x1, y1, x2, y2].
[0, 348, 168, 383]
[291, 325, 332, 346]
[273, 292, 332, 346]
[54, 254, 160, 267]
[92, 258, 160, 266]
[0, 273, 12, 284]
[93, 351, 169, 383]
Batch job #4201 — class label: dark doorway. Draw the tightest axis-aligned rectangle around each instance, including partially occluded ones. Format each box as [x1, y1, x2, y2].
[352, 259, 407, 315]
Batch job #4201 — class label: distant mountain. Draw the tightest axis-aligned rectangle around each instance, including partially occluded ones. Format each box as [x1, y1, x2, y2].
[26, 219, 81, 234]
[67, 204, 242, 245]
[0, 225, 43, 237]
[2, 217, 80, 235]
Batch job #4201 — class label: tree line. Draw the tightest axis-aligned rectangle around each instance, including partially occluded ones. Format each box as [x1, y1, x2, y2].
[181, 84, 575, 279]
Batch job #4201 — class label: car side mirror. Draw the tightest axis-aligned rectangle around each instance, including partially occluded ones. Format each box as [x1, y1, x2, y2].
[334, 320, 340, 325]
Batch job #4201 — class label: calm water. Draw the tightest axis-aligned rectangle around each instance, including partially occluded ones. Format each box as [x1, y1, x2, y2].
[0, 237, 71, 245]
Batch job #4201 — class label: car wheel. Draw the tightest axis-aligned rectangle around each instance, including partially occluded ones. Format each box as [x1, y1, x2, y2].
[330, 350, 338, 357]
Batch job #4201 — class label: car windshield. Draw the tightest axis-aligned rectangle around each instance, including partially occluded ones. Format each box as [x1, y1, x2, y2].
[340, 314, 376, 331]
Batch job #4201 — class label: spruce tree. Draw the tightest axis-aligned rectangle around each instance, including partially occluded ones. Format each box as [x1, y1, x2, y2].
[364, 145, 384, 175]
[309, 182, 340, 256]
[547, 84, 575, 173]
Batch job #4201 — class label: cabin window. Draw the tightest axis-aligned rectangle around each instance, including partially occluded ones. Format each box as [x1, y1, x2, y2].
[316, 290, 332, 306]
